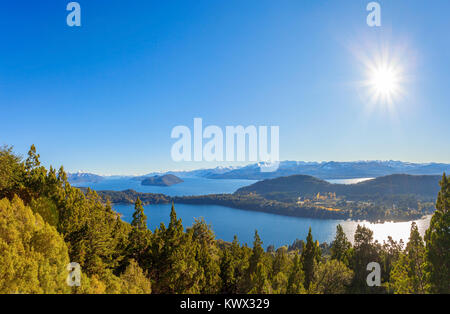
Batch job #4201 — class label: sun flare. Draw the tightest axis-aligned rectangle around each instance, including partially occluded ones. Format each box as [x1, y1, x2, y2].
[371, 66, 399, 96]
[354, 43, 410, 110]
[364, 59, 405, 107]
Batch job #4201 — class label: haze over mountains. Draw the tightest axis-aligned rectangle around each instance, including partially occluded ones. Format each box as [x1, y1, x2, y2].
[68, 160, 450, 183]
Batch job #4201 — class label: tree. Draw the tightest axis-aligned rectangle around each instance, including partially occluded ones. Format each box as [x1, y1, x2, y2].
[120, 259, 151, 294]
[271, 246, 291, 293]
[350, 225, 381, 293]
[286, 253, 305, 294]
[219, 248, 236, 294]
[191, 218, 221, 293]
[0, 145, 24, 200]
[0, 197, 70, 294]
[127, 197, 151, 268]
[246, 231, 271, 293]
[23, 144, 47, 202]
[302, 227, 320, 290]
[424, 173, 450, 293]
[311, 259, 353, 294]
[330, 224, 352, 266]
[390, 222, 427, 294]
[227, 235, 252, 294]
[149, 203, 201, 293]
[131, 197, 147, 230]
[380, 236, 403, 284]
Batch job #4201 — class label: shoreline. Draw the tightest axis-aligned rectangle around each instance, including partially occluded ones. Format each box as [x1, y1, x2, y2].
[107, 198, 433, 224]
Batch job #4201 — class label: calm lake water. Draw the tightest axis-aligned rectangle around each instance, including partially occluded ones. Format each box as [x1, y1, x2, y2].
[326, 178, 374, 185]
[77, 177, 431, 248]
[113, 203, 431, 248]
[74, 177, 257, 196]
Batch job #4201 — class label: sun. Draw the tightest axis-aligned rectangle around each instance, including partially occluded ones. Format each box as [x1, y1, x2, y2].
[360, 56, 406, 108]
[371, 66, 398, 95]
[354, 43, 409, 109]
[368, 64, 401, 103]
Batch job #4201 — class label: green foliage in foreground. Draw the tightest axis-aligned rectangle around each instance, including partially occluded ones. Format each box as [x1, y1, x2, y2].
[0, 145, 448, 294]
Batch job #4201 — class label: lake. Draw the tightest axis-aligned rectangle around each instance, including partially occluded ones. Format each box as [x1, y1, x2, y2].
[113, 202, 431, 248]
[326, 178, 374, 184]
[77, 176, 432, 248]
[74, 177, 257, 196]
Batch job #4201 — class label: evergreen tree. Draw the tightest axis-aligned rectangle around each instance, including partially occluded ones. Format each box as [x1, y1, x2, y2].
[0, 197, 70, 294]
[246, 231, 271, 293]
[390, 222, 426, 293]
[302, 227, 319, 290]
[424, 173, 450, 293]
[191, 218, 221, 293]
[380, 236, 403, 284]
[271, 246, 291, 293]
[150, 203, 201, 293]
[0, 145, 24, 201]
[350, 225, 381, 293]
[311, 259, 353, 294]
[127, 197, 151, 269]
[120, 259, 152, 294]
[286, 253, 305, 294]
[330, 224, 352, 266]
[131, 197, 147, 230]
[230, 235, 250, 293]
[219, 248, 236, 294]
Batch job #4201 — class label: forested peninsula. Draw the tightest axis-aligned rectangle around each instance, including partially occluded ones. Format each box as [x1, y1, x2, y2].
[91, 174, 439, 222]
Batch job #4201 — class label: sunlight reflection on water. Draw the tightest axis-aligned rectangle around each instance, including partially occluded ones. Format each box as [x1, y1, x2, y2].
[340, 215, 432, 244]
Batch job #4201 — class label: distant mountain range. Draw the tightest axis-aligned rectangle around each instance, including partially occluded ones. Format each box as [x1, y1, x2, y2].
[67, 172, 104, 184]
[139, 166, 239, 179]
[68, 160, 450, 184]
[206, 161, 450, 180]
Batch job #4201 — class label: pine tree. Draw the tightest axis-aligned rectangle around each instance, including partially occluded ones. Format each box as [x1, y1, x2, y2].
[230, 235, 250, 293]
[127, 197, 151, 269]
[286, 253, 305, 294]
[271, 246, 291, 293]
[0, 197, 70, 293]
[331, 224, 352, 266]
[424, 173, 450, 293]
[150, 203, 201, 293]
[131, 197, 147, 230]
[390, 222, 426, 293]
[302, 227, 319, 290]
[311, 259, 353, 294]
[350, 224, 381, 293]
[219, 248, 236, 293]
[246, 230, 271, 293]
[248, 230, 264, 275]
[25, 144, 40, 170]
[0, 145, 24, 200]
[120, 259, 152, 294]
[191, 218, 221, 293]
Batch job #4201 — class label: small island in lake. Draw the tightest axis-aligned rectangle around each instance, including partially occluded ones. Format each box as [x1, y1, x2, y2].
[141, 174, 184, 187]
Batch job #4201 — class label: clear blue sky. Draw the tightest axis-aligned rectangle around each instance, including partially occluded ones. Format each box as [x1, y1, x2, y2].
[1, 0, 449, 175]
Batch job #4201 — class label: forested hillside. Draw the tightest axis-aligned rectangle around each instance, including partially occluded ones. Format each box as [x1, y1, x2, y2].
[235, 174, 441, 201]
[0, 145, 449, 294]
